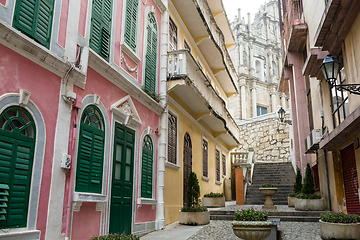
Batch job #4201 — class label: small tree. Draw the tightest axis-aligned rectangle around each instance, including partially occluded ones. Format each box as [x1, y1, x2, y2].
[293, 166, 302, 193]
[301, 163, 315, 194]
[186, 171, 201, 208]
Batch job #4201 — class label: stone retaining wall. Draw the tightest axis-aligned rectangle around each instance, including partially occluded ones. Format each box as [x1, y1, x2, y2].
[235, 112, 291, 162]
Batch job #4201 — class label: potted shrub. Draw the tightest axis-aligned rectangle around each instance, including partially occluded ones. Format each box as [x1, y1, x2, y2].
[294, 163, 324, 211]
[320, 212, 360, 240]
[259, 183, 277, 210]
[232, 207, 272, 240]
[90, 233, 139, 240]
[202, 192, 225, 208]
[179, 171, 210, 225]
[288, 166, 302, 207]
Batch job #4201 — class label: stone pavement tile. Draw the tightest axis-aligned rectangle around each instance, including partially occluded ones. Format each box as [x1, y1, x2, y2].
[141, 221, 204, 240]
[187, 220, 322, 240]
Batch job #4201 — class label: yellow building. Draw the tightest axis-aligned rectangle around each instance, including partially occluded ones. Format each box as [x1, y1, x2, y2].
[163, 0, 239, 224]
[278, 0, 360, 214]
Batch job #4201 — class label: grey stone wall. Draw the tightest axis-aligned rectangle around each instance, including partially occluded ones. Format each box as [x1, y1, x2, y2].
[235, 112, 291, 162]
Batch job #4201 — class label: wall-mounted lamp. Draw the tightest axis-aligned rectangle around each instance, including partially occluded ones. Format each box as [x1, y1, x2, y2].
[278, 107, 292, 125]
[320, 54, 360, 94]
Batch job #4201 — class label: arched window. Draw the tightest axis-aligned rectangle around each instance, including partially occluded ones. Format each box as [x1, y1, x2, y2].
[141, 135, 153, 198]
[124, 0, 139, 52]
[75, 105, 105, 194]
[255, 60, 262, 80]
[144, 12, 158, 94]
[243, 51, 247, 66]
[0, 106, 36, 228]
[272, 61, 277, 76]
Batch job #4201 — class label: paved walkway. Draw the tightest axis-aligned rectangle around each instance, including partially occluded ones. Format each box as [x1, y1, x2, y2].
[141, 203, 322, 240]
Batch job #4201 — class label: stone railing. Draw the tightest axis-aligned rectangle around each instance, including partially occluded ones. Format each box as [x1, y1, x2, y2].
[167, 50, 239, 139]
[231, 148, 255, 199]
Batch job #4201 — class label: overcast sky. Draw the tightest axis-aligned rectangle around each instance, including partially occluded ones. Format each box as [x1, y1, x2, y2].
[223, 0, 268, 23]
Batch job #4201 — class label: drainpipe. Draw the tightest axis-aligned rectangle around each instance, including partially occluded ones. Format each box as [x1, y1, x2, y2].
[65, 106, 79, 240]
[156, 0, 168, 230]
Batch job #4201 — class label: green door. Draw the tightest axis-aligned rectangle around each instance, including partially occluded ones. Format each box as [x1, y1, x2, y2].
[109, 123, 135, 234]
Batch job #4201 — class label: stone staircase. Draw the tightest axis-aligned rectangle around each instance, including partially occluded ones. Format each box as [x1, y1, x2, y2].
[210, 209, 327, 222]
[245, 162, 295, 205]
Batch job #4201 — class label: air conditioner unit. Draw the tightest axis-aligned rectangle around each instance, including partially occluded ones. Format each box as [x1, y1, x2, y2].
[305, 129, 321, 154]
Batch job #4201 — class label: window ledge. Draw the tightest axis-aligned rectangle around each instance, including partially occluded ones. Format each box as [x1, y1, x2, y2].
[137, 198, 157, 209]
[121, 43, 141, 64]
[0, 21, 86, 89]
[0, 230, 41, 240]
[73, 192, 107, 211]
[165, 161, 181, 170]
[215, 181, 222, 185]
[202, 176, 210, 182]
[222, 175, 227, 179]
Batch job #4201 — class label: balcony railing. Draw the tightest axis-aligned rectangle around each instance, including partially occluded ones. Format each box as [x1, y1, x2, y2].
[167, 50, 239, 140]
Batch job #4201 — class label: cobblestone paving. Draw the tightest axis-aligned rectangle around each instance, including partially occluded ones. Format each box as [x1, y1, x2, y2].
[187, 220, 322, 240]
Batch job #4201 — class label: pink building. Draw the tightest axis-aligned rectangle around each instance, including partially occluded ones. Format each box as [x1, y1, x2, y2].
[0, 0, 166, 239]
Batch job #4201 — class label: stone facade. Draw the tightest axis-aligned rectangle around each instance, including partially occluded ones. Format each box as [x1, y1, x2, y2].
[236, 113, 291, 162]
[228, 0, 293, 164]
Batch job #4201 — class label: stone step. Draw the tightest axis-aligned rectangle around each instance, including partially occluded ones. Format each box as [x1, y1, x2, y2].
[210, 209, 328, 222]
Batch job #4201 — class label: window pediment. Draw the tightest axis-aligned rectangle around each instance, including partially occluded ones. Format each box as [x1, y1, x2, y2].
[110, 95, 142, 127]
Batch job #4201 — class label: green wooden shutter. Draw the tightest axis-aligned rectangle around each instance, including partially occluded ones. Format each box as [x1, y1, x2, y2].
[124, 0, 138, 51]
[141, 135, 153, 198]
[90, 0, 112, 61]
[13, 0, 54, 48]
[75, 106, 105, 194]
[144, 13, 157, 94]
[0, 107, 36, 229]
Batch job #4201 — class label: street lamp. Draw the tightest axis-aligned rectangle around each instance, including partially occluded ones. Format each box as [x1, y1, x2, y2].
[319, 54, 340, 87]
[278, 107, 292, 125]
[320, 54, 360, 95]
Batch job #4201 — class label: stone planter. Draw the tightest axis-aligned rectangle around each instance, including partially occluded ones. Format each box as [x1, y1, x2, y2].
[294, 198, 324, 211]
[179, 210, 210, 225]
[319, 220, 360, 240]
[202, 197, 225, 208]
[232, 221, 272, 240]
[288, 196, 295, 207]
[259, 188, 277, 210]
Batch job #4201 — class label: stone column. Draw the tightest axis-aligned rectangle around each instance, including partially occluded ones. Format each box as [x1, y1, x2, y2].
[251, 83, 257, 117]
[281, 93, 286, 109]
[271, 92, 277, 112]
[239, 79, 247, 119]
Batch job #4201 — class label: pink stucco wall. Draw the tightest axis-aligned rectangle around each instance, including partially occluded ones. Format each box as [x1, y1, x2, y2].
[0, 0, 6, 6]
[71, 203, 101, 240]
[0, 44, 60, 240]
[73, 67, 160, 232]
[58, 0, 70, 48]
[78, 0, 88, 37]
[114, 0, 162, 93]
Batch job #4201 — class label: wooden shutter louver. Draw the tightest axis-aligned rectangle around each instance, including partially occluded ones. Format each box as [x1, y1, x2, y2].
[202, 139, 208, 177]
[0, 107, 36, 229]
[215, 149, 220, 182]
[0, 184, 9, 221]
[13, 0, 54, 48]
[90, 0, 112, 61]
[169, 18, 177, 51]
[168, 112, 177, 164]
[144, 12, 157, 94]
[124, 0, 138, 52]
[141, 135, 153, 198]
[76, 106, 105, 194]
[222, 153, 226, 176]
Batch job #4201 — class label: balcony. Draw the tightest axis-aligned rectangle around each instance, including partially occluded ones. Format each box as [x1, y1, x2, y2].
[171, 0, 237, 96]
[167, 50, 240, 147]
